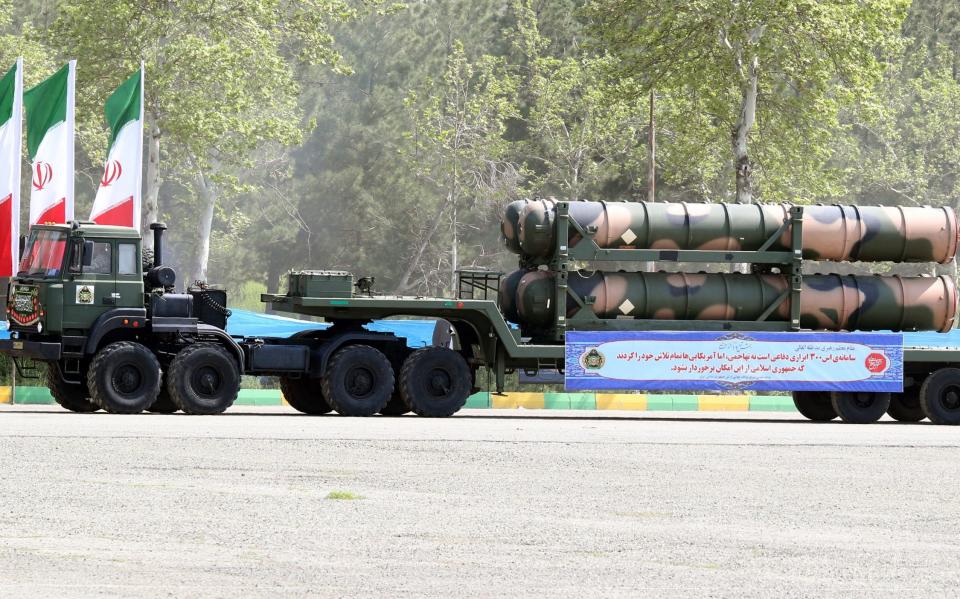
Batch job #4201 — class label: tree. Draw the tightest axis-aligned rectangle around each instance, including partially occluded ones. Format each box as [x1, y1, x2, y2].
[513, 0, 646, 202]
[585, 0, 909, 204]
[403, 41, 520, 293]
[49, 0, 399, 282]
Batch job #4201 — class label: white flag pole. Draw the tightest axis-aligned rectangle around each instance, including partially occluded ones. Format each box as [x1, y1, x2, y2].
[65, 59, 76, 221]
[11, 56, 22, 271]
[135, 62, 144, 229]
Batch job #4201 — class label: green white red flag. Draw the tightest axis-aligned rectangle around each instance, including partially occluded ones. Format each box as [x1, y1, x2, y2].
[90, 65, 143, 228]
[0, 58, 23, 277]
[23, 61, 75, 226]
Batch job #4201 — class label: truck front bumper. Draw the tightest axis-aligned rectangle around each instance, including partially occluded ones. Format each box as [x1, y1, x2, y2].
[0, 338, 62, 361]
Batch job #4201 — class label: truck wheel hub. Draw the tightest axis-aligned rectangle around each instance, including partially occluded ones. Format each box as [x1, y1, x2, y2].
[939, 385, 960, 411]
[345, 367, 374, 397]
[427, 368, 452, 397]
[113, 365, 142, 394]
[192, 367, 221, 396]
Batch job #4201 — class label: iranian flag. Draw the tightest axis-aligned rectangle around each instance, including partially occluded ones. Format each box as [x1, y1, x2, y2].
[23, 61, 75, 226]
[90, 65, 143, 227]
[0, 58, 23, 276]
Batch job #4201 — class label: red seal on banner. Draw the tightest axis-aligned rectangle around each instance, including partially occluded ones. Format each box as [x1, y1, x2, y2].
[865, 352, 888, 374]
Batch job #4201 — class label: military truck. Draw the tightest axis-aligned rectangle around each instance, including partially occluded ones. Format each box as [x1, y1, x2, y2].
[3, 200, 960, 425]
[0, 221, 463, 417]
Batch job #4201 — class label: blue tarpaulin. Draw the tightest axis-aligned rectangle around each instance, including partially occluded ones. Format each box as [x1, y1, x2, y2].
[225, 309, 438, 347]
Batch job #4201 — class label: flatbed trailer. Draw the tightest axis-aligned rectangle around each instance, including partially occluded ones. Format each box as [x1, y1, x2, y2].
[260, 275, 960, 425]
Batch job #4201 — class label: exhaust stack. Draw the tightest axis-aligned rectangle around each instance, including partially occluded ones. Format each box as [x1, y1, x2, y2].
[150, 222, 167, 267]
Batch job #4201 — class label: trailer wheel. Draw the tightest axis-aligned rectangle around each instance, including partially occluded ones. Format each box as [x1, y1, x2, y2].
[379, 392, 411, 416]
[46, 364, 99, 413]
[830, 392, 891, 424]
[919, 368, 960, 425]
[321, 345, 393, 416]
[168, 344, 241, 415]
[279, 376, 332, 415]
[792, 391, 836, 421]
[399, 347, 471, 417]
[87, 341, 161, 414]
[887, 391, 926, 422]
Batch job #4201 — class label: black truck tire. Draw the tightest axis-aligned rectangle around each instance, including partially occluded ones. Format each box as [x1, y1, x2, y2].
[887, 391, 926, 422]
[168, 343, 241, 415]
[147, 387, 179, 414]
[919, 367, 960, 425]
[279, 376, 332, 415]
[321, 345, 394, 416]
[379, 392, 411, 416]
[792, 391, 837, 421]
[399, 347, 471, 417]
[830, 391, 891, 424]
[46, 364, 99, 413]
[87, 342, 162, 414]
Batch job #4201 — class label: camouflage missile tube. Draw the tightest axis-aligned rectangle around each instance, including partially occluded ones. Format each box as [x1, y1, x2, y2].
[503, 270, 959, 334]
[501, 199, 960, 263]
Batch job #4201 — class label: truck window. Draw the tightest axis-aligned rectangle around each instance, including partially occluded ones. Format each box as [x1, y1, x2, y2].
[87, 242, 113, 275]
[18, 229, 67, 277]
[118, 243, 137, 275]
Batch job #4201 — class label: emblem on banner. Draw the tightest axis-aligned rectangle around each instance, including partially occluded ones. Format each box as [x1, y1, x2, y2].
[580, 347, 606, 370]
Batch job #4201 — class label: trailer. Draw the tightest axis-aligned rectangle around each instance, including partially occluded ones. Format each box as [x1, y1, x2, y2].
[2, 200, 960, 424]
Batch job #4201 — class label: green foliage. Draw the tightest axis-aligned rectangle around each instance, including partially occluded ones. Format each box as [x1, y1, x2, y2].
[326, 490, 364, 500]
[0, 0, 51, 83]
[584, 0, 910, 202]
[402, 40, 520, 292]
[513, 0, 647, 201]
[229, 280, 270, 313]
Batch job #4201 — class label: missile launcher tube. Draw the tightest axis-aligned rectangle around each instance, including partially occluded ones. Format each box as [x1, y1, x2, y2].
[502, 199, 960, 264]
[505, 270, 958, 333]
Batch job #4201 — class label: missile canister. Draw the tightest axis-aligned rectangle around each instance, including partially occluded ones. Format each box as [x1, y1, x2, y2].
[508, 269, 958, 333]
[504, 199, 960, 264]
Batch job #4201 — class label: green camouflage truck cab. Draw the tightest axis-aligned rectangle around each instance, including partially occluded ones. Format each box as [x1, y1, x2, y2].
[2, 222, 245, 415]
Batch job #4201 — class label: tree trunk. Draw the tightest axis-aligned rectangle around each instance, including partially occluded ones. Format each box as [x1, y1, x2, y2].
[395, 201, 448, 294]
[449, 193, 458, 295]
[732, 55, 759, 205]
[647, 89, 656, 203]
[644, 89, 657, 272]
[142, 112, 162, 249]
[191, 169, 217, 285]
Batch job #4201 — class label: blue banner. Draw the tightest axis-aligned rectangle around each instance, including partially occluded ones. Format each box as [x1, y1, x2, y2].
[565, 331, 903, 392]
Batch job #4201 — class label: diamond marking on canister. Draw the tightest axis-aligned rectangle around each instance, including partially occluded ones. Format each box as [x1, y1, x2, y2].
[620, 229, 637, 244]
[618, 299, 635, 315]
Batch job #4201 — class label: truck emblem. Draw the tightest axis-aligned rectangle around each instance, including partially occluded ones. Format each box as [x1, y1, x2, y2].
[580, 347, 605, 370]
[32, 162, 53, 191]
[77, 285, 95, 305]
[100, 160, 122, 187]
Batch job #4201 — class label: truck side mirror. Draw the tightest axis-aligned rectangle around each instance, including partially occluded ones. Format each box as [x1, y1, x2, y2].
[82, 241, 94, 267]
[68, 239, 83, 273]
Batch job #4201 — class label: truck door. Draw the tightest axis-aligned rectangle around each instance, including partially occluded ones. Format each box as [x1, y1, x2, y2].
[114, 240, 143, 309]
[62, 238, 117, 330]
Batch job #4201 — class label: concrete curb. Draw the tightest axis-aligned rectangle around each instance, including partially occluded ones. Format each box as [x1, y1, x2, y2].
[0, 387, 798, 412]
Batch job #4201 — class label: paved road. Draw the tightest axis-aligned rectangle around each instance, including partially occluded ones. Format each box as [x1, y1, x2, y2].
[0, 406, 958, 598]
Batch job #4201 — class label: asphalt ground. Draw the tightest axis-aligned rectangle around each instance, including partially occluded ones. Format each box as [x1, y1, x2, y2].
[0, 406, 958, 598]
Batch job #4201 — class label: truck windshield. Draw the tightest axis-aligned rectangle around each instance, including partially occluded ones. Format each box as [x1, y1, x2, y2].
[18, 229, 67, 277]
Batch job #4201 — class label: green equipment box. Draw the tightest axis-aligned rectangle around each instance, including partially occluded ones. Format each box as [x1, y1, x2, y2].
[287, 271, 354, 298]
